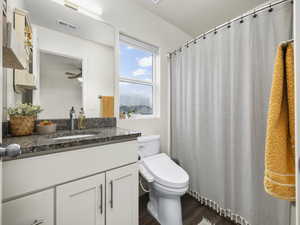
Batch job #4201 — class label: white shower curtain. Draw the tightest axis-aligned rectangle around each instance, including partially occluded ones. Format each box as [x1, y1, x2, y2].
[170, 2, 293, 225]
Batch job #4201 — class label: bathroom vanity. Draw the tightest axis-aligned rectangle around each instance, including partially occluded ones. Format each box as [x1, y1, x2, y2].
[1, 122, 140, 225]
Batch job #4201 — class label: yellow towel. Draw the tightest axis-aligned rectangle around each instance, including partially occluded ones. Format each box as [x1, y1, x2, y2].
[264, 43, 295, 201]
[101, 96, 115, 118]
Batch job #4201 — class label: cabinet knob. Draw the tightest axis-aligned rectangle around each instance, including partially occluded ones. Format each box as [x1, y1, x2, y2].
[31, 219, 44, 225]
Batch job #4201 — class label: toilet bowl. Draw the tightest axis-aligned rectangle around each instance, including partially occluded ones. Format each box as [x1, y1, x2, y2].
[138, 136, 189, 225]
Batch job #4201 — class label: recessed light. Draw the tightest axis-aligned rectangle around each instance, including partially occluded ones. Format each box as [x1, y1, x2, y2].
[57, 19, 77, 30]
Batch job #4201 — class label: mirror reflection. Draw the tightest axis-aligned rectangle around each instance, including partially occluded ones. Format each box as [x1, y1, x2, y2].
[39, 52, 83, 119]
[4, 0, 115, 119]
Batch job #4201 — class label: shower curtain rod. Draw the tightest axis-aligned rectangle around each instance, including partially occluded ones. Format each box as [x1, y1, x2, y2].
[169, 0, 293, 56]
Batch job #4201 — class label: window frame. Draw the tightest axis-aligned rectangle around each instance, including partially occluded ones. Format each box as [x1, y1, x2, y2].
[117, 33, 159, 119]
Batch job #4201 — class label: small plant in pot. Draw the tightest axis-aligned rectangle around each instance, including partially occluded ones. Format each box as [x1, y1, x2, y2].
[8, 104, 43, 136]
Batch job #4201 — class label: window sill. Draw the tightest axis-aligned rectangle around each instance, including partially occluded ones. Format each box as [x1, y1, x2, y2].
[118, 115, 160, 121]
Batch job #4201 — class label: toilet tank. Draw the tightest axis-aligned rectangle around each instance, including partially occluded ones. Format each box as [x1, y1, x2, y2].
[137, 135, 160, 158]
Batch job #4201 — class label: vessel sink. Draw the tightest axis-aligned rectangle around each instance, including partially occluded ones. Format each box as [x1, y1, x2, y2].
[52, 134, 95, 140]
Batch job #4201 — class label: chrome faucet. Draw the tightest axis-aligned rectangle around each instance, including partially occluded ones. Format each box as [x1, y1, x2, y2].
[69, 106, 76, 131]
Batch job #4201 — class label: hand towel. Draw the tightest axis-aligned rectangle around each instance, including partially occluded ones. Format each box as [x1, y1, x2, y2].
[101, 96, 115, 118]
[264, 43, 295, 201]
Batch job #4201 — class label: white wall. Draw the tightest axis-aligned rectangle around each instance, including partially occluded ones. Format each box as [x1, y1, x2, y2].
[98, 0, 191, 153]
[36, 25, 114, 118]
[295, 0, 299, 224]
[39, 53, 82, 119]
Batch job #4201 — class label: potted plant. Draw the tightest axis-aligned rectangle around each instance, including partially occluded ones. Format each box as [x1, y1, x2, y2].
[8, 104, 43, 136]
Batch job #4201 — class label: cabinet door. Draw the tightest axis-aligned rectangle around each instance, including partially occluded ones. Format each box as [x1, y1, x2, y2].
[56, 173, 105, 225]
[3, 189, 54, 225]
[14, 11, 26, 66]
[106, 164, 138, 225]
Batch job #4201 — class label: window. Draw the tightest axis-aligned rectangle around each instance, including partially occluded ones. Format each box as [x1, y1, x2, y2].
[118, 34, 159, 119]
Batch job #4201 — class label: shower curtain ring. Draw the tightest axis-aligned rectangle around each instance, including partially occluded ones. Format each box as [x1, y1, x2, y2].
[240, 16, 244, 24]
[253, 9, 257, 18]
[214, 28, 218, 34]
[227, 22, 231, 29]
[268, 3, 273, 12]
[203, 34, 206, 40]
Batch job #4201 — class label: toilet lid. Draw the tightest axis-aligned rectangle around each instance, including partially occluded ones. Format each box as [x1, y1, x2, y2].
[142, 153, 189, 188]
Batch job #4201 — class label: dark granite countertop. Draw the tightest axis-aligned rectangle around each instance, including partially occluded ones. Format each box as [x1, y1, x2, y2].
[1, 127, 141, 161]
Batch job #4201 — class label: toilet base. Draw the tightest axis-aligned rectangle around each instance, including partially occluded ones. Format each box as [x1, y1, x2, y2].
[147, 188, 184, 225]
[147, 201, 160, 223]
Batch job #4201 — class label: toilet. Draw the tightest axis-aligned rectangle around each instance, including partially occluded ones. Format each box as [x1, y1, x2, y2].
[138, 135, 189, 225]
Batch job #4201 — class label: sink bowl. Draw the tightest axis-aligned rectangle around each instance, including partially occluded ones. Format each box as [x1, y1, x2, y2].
[52, 134, 95, 140]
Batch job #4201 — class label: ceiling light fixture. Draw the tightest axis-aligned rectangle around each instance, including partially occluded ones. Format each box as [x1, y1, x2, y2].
[151, 0, 161, 4]
[51, 0, 103, 20]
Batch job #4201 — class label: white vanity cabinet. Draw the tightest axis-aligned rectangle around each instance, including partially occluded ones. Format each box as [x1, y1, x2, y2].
[2, 141, 139, 225]
[56, 173, 106, 225]
[3, 189, 55, 225]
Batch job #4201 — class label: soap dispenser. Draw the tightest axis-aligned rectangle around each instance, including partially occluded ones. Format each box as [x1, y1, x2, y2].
[69, 106, 76, 131]
[78, 107, 86, 129]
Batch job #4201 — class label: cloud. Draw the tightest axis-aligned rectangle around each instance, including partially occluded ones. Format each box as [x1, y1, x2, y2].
[133, 68, 147, 76]
[138, 56, 152, 67]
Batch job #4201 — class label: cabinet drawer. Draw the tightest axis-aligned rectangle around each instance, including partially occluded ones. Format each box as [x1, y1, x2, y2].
[4, 141, 138, 200]
[3, 189, 54, 225]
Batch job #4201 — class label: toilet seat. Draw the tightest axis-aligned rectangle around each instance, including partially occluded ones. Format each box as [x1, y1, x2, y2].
[142, 153, 189, 189]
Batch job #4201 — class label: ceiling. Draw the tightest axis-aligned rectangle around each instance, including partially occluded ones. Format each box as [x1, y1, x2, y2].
[131, 0, 267, 36]
[23, 0, 268, 39]
[41, 52, 82, 69]
[23, 0, 115, 46]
